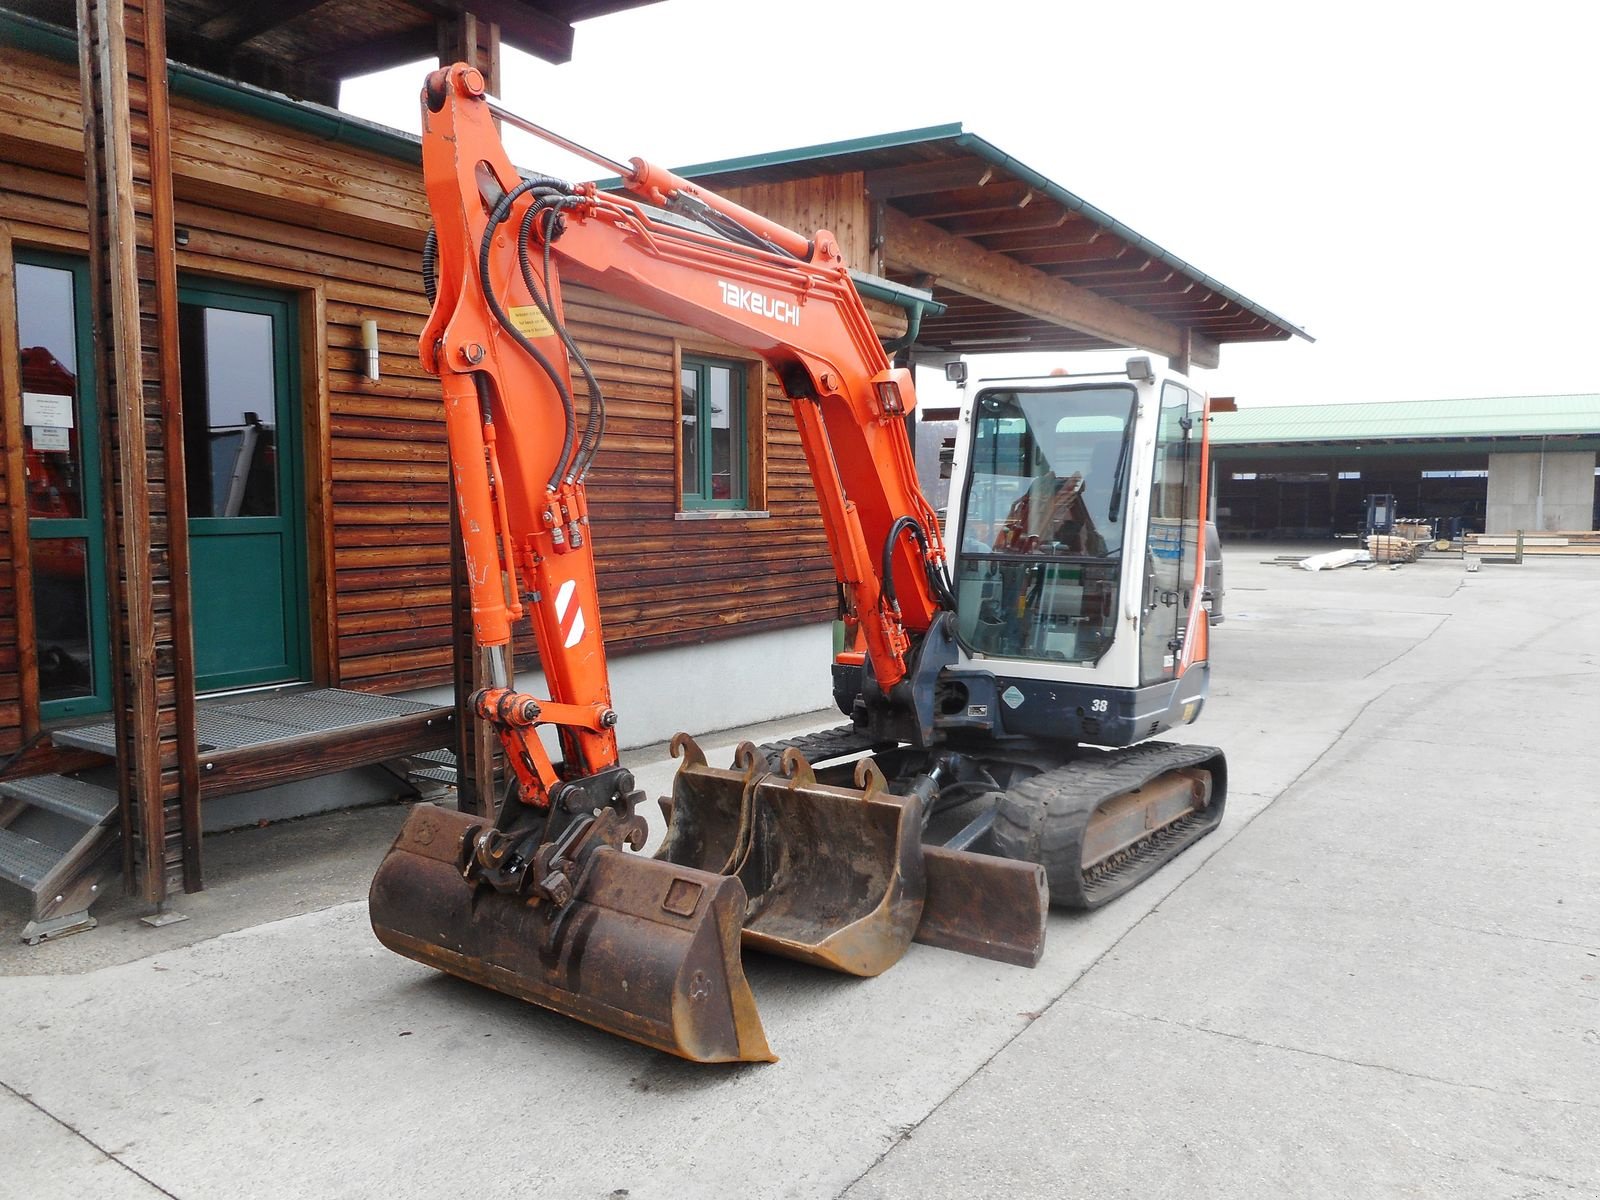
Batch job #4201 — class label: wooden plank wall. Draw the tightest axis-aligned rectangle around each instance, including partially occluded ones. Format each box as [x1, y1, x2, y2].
[0, 46, 855, 749]
[721, 174, 871, 269]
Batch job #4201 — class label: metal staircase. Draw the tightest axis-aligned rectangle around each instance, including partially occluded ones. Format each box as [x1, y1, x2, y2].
[0, 771, 121, 944]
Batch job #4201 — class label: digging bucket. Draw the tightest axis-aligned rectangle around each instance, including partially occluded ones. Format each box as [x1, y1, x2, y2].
[657, 737, 926, 978]
[370, 804, 775, 1063]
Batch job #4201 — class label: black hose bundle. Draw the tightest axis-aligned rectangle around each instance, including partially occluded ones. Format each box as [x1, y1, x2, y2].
[881, 516, 959, 615]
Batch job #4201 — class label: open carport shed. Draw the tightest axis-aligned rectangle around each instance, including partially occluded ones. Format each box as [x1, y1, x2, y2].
[1210, 395, 1600, 538]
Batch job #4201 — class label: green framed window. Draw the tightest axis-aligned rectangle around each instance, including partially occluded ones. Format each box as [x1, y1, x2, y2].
[13, 251, 112, 721]
[679, 354, 747, 509]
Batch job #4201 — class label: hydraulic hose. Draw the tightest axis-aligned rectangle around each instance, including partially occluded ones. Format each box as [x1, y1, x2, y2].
[421, 225, 439, 306]
[478, 178, 579, 488]
[515, 199, 608, 482]
[880, 516, 959, 616]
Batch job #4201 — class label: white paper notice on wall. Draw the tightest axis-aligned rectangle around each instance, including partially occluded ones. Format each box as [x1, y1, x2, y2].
[23, 391, 73, 429]
[31, 425, 70, 452]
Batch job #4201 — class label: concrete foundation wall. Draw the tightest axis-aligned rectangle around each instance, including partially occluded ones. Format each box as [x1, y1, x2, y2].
[1485, 451, 1596, 533]
[408, 620, 838, 753]
[207, 623, 837, 831]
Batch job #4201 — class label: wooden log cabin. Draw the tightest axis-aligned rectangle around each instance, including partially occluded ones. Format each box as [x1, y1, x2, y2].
[0, 0, 1307, 933]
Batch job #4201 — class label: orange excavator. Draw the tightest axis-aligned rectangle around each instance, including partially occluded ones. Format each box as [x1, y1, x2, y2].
[370, 64, 1228, 1062]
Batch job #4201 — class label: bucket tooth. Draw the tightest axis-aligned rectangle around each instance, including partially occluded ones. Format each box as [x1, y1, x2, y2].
[370, 805, 774, 1064]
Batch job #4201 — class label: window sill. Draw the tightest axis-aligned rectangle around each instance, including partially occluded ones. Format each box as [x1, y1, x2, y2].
[674, 509, 771, 521]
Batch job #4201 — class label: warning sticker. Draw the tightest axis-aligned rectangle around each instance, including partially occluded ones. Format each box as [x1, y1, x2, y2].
[1001, 686, 1025, 709]
[507, 305, 554, 339]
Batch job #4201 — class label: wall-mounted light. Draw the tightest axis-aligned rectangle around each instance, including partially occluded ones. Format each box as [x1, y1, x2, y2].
[360, 318, 380, 382]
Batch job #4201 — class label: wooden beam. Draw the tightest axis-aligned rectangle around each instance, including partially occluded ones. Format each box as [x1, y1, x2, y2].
[198, 709, 454, 799]
[864, 158, 996, 199]
[310, 25, 436, 76]
[300, 284, 339, 688]
[78, 0, 167, 903]
[937, 208, 1101, 243]
[144, 0, 203, 892]
[195, 0, 331, 48]
[437, 9, 500, 96]
[412, 0, 575, 64]
[883, 207, 1219, 367]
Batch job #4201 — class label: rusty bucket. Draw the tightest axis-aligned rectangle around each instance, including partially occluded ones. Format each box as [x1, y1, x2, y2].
[370, 804, 775, 1063]
[657, 737, 926, 977]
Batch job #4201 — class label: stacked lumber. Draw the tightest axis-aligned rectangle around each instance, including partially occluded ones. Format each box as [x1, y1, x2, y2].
[1465, 532, 1600, 557]
[1366, 534, 1417, 564]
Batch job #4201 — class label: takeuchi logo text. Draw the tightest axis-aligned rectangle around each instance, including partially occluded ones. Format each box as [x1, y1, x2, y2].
[717, 280, 801, 327]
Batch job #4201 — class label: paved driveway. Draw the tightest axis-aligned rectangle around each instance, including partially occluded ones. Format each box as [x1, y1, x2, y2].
[3, 548, 1597, 1199]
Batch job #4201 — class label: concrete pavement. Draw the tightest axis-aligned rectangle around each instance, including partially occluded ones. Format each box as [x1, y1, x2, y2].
[2, 546, 1597, 1199]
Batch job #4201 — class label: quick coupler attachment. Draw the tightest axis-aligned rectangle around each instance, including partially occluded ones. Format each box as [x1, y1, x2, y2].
[370, 804, 775, 1064]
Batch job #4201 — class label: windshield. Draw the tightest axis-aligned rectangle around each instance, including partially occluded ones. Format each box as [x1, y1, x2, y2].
[954, 385, 1137, 663]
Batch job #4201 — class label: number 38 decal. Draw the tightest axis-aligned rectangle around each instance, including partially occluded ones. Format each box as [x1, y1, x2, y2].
[1090, 699, 1109, 713]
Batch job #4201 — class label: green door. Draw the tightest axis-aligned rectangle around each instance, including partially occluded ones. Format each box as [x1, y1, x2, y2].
[12, 251, 112, 721]
[179, 282, 308, 692]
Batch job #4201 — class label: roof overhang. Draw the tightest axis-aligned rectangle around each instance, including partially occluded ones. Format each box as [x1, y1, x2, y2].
[1, 0, 661, 100]
[665, 124, 1312, 360]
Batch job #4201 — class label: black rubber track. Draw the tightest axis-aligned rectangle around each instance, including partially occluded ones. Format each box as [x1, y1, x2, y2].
[991, 742, 1228, 909]
[757, 724, 881, 769]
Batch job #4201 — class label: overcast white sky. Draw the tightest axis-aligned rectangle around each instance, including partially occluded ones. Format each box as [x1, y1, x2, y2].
[339, 0, 1599, 410]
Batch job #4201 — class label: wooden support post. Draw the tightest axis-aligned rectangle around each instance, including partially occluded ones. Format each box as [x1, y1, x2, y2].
[76, 0, 197, 900]
[437, 13, 501, 95]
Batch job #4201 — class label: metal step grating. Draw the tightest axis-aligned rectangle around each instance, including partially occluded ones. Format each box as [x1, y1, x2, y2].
[0, 828, 62, 890]
[409, 766, 459, 786]
[0, 775, 118, 826]
[52, 688, 449, 757]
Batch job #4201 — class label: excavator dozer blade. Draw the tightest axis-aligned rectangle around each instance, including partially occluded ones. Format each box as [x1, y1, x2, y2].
[370, 805, 775, 1064]
[915, 845, 1049, 968]
[657, 737, 925, 978]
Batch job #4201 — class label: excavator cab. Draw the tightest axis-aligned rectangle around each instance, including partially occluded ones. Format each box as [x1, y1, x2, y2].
[939, 360, 1215, 745]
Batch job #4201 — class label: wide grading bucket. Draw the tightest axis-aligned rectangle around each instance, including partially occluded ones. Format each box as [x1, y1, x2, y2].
[657, 737, 926, 977]
[370, 804, 774, 1063]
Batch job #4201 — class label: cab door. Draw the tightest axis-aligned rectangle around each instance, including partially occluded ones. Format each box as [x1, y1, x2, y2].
[1139, 382, 1202, 685]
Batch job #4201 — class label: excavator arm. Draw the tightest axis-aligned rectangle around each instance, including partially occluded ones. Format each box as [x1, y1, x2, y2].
[420, 64, 949, 719]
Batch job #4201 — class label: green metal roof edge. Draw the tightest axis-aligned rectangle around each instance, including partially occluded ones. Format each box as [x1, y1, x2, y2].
[0, 7, 422, 165]
[1210, 394, 1600, 444]
[1213, 435, 1600, 459]
[949, 130, 1312, 344]
[849, 270, 946, 318]
[603, 122, 970, 189]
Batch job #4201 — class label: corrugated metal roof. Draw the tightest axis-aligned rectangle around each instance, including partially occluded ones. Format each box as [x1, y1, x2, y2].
[1211, 395, 1600, 445]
